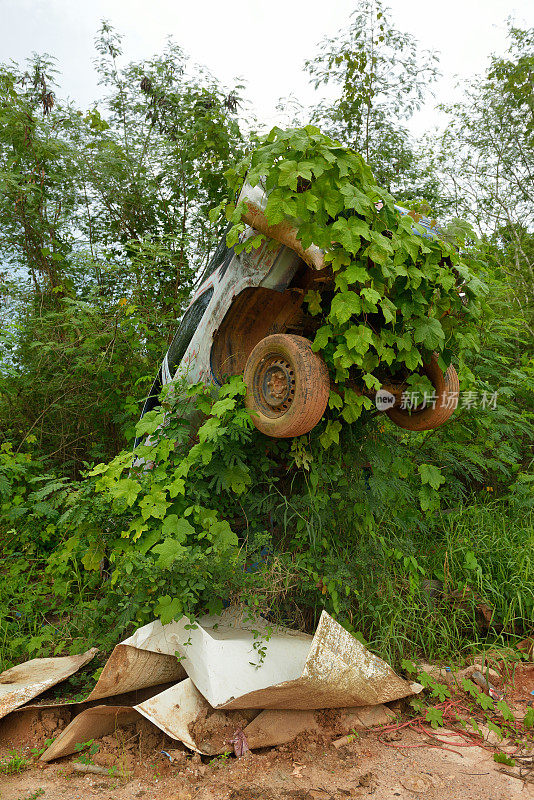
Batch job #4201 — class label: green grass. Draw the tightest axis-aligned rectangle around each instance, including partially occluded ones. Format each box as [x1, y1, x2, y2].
[1, 495, 531, 678]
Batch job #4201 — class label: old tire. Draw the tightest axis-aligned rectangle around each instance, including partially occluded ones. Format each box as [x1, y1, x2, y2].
[386, 354, 459, 432]
[244, 334, 330, 438]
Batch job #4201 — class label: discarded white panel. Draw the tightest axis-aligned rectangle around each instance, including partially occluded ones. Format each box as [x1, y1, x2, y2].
[122, 608, 420, 710]
[0, 648, 98, 721]
[175, 609, 419, 709]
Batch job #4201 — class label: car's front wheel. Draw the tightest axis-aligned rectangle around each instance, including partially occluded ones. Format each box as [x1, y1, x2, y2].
[243, 334, 330, 438]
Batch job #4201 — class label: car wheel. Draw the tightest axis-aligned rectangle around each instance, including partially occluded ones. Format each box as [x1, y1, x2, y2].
[386, 354, 460, 431]
[243, 334, 330, 438]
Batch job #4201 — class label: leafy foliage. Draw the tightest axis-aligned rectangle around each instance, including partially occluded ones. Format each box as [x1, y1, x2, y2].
[0, 13, 532, 684]
[224, 125, 484, 433]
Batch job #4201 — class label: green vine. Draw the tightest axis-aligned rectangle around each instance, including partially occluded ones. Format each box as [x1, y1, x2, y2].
[221, 125, 487, 438]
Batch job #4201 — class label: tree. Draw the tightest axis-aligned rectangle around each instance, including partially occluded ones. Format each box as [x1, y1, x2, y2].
[0, 28, 245, 472]
[305, 0, 439, 196]
[438, 25, 534, 330]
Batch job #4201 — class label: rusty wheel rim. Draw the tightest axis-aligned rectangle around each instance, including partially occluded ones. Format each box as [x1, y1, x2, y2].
[254, 355, 296, 416]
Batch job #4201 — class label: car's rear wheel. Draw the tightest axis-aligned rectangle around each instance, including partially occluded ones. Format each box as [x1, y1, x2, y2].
[386, 354, 459, 431]
[244, 334, 330, 438]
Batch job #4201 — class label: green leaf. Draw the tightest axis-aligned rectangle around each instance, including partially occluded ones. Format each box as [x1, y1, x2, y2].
[425, 707, 444, 729]
[154, 595, 183, 624]
[345, 324, 373, 353]
[413, 317, 445, 350]
[344, 263, 370, 285]
[161, 515, 195, 539]
[313, 325, 332, 351]
[418, 464, 445, 490]
[330, 292, 362, 324]
[277, 160, 299, 190]
[496, 700, 514, 722]
[493, 753, 515, 766]
[135, 410, 165, 438]
[111, 478, 141, 506]
[153, 538, 187, 568]
[319, 420, 342, 449]
[211, 397, 236, 417]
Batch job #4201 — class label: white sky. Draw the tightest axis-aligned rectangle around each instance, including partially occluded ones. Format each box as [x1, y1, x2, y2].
[1, 0, 533, 136]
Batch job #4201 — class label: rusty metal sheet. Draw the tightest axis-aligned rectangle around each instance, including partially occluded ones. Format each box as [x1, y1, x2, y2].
[0, 648, 98, 721]
[40, 705, 139, 762]
[86, 643, 186, 701]
[135, 678, 258, 756]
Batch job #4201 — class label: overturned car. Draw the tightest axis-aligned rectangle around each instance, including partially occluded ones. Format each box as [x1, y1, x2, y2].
[138, 182, 459, 440]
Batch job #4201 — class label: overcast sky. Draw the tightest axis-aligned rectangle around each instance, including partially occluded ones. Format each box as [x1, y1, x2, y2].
[2, 0, 533, 136]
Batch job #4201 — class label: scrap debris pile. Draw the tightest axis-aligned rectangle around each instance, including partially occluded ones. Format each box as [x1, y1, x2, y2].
[0, 609, 421, 760]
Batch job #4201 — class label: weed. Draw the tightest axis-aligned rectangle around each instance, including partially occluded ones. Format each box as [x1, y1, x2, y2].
[209, 751, 232, 766]
[74, 739, 99, 764]
[0, 749, 30, 775]
[17, 791, 45, 800]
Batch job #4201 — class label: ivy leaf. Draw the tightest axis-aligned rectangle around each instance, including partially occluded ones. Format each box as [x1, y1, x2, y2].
[413, 317, 445, 350]
[161, 515, 195, 539]
[360, 287, 381, 310]
[379, 297, 397, 324]
[154, 595, 183, 624]
[398, 345, 422, 371]
[418, 464, 445, 490]
[330, 292, 362, 324]
[207, 519, 238, 549]
[425, 707, 444, 729]
[330, 218, 360, 253]
[319, 420, 342, 449]
[109, 478, 141, 507]
[313, 325, 332, 351]
[345, 324, 373, 353]
[344, 263, 369, 285]
[419, 484, 439, 512]
[135, 410, 165, 438]
[277, 160, 299, 190]
[139, 489, 169, 521]
[328, 391, 343, 410]
[211, 398, 236, 417]
[153, 537, 187, 568]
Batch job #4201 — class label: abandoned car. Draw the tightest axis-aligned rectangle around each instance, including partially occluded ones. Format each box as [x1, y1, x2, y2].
[137, 182, 460, 440]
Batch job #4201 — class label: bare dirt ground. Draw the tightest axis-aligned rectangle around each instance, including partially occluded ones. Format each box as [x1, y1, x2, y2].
[1, 719, 532, 800]
[1, 663, 533, 800]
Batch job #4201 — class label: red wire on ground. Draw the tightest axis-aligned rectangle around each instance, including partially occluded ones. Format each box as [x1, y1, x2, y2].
[378, 699, 494, 753]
